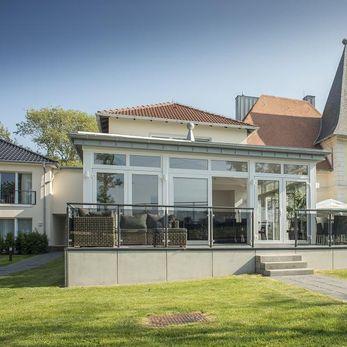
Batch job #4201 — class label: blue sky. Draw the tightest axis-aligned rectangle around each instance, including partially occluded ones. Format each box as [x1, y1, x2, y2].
[1, 0, 347, 148]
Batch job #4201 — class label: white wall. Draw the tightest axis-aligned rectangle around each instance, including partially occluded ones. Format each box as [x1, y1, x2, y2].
[108, 118, 249, 144]
[51, 167, 83, 214]
[0, 162, 53, 238]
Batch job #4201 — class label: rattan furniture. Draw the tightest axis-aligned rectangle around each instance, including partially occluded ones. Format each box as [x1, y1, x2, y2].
[152, 228, 187, 247]
[73, 215, 116, 247]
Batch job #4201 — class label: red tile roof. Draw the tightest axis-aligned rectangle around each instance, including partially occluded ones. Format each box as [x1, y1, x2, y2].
[245, 95, 321, 148]
[244, 95, 331, 170]
[97, 102, 253, 127]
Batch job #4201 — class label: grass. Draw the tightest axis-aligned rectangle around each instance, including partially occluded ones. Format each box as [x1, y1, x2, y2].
[318, 269, 347, 280]
[0, 254, 33, 266]
[1, 259, 347, 346]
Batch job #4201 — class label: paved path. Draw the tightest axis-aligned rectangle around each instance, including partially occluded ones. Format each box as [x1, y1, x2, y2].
[0, 252, 63, 276]
[277, 274, 347, 302]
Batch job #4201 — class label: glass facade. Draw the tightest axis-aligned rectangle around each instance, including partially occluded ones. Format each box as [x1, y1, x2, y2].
[97, 173, 124, 204]
[132, 174, 158, 205]
[130, 155, 161, 168]
[211, 160, 248, 172]
[284, 164, 308, 176]
[94, 153, 126, 166]
[170, 158, 208, 170]
[255, 163, 281, 174]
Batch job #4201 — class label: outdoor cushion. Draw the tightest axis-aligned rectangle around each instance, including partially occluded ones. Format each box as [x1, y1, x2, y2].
[88, 210, 112, 217]
[120, 213, 147, 229]
[147, 213, 165, 228]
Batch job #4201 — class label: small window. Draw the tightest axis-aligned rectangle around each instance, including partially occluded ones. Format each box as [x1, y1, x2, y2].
[130, 155, 161, 168]
[170, 158, 208, 170]
[284, 164, 308, 176]
[17, 218, 32, 234]
[255, 163, 281, 174]
[94, 153, 126, 166]
[211, 160, 248, 172]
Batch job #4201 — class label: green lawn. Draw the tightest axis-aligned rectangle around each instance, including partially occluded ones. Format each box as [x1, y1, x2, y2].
[1, 259, 347, 346]
[0, 254, 33, 266]
[318, 269, 347, 280]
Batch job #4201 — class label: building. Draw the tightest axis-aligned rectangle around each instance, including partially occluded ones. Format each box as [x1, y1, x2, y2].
[0, 138, 82, 247]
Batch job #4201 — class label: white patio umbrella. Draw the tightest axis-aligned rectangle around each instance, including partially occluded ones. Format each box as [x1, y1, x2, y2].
[316, 199, 347, 210]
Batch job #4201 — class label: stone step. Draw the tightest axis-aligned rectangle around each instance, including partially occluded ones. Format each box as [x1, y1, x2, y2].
[256, 254, 302, 263]
[262, 268, 314, 277]
[261, 261, 308, 270]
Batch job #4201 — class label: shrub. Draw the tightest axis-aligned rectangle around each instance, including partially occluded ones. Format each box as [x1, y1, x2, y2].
[15, 232, 48, 255]
[5, 232, 15, 253]
[0, 235, 5, 253]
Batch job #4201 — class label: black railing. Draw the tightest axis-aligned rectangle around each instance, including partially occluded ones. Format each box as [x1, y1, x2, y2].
[294, 209, 347, 246]
[67, 203, 254, 248]
[0, 190, 36, 205]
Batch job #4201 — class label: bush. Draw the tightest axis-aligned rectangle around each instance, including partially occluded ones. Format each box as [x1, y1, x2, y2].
[5, 232, 15, 253]
[15, 232, 48, 255]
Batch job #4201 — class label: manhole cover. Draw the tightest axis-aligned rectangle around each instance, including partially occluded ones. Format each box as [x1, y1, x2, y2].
[146, 312, 209, 328]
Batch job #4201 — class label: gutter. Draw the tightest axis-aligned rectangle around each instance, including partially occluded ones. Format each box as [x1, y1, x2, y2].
[70, 131, 331, 157]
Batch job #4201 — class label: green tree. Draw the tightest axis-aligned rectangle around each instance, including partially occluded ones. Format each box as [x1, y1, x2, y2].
[0, 122, 12, 142]
[16, 107, 98, 165]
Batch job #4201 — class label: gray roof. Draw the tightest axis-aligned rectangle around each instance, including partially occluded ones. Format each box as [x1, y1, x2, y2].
[0, 138, 57, 165]
[316, 40, 347, 143]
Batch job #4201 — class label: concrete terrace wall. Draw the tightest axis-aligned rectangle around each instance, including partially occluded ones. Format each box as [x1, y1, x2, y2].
[65, 248, 347, 287]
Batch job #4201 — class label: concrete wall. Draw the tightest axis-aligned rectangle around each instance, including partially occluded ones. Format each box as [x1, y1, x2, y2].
[65, 247, 347, 287]
[108, 118, 249, 144]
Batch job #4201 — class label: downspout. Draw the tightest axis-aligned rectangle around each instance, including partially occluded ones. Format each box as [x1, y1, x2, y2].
[43, 163, 46, 237]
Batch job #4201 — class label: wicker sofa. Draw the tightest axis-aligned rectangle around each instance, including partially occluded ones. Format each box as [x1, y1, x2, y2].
[71, 210, 188, 248]
[73, 214, 117, 247]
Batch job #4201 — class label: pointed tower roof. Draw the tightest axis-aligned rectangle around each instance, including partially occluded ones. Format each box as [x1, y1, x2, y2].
[316, 39, 347, 143]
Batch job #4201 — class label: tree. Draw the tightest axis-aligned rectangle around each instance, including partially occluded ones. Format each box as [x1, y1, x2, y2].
[0, 122, 12, 142]
[16, 107, 98, 165]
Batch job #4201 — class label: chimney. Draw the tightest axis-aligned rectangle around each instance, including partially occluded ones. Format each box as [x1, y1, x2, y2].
[303, 95, 315, 107]
[235, 94, 259, 121]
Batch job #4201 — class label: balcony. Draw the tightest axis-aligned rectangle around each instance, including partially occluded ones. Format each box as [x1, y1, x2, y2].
[67, 203, 255, 248]
[0, 190, 36, 205]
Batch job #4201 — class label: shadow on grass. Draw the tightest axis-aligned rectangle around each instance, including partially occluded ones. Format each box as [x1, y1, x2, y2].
[0, 257, 64, 288]
[1, 306, 347, 346]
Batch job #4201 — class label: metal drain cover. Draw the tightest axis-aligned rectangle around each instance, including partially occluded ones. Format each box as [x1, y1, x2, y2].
[146, 312, 209, 327]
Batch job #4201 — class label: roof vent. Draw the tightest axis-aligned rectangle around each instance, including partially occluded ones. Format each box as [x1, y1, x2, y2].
[186, 122, 195, 141]
[303, 95, 315, 107]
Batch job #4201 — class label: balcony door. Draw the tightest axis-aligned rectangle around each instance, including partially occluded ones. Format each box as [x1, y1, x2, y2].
[256, 178, 308, 243]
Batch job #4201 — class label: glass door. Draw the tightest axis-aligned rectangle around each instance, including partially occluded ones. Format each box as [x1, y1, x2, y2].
[285, 181, 308, 242]
[256, 179, 281, 242]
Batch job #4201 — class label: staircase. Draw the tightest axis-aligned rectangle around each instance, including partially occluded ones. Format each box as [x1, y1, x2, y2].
[256, 254, 314, 276]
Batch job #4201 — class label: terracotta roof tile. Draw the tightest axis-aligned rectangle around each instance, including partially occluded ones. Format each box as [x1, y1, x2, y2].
[244, 95, 322, 149]
[98, 102, 252, 127]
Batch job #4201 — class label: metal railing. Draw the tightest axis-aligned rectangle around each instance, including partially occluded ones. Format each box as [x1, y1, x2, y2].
[0, 190, 36, 205]
[66, 203, 255, 248]
[294, 209, 347, 247]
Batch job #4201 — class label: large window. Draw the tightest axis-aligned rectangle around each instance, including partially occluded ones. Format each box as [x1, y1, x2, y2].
[211, 160, 248, 172]
[132, 174, 158, 205]
[18, 173, 32, 204]
[97, 173, 124, 204]
[0, 219, 14, 238]
[17, 218, 32, 234]
[170, 158, 208, 170]
[284, 164, 308, 176]
[174, 177, 208, 205]
[0, 172, 15, 204]
[130, 155, 161, 168]
[94, 153, 126, 166]
[255, 163, 281, 174]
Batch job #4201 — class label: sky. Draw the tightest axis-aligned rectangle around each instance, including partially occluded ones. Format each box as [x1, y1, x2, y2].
[1, 0, 347, 149]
